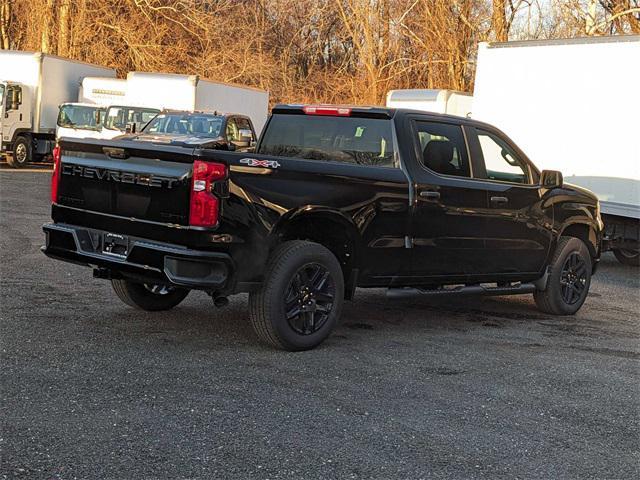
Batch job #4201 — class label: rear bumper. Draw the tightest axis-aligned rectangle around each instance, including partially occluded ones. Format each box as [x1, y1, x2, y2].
[42, 223, 234, 291]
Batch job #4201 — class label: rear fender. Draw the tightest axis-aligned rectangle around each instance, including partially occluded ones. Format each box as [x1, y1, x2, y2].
[271, 205, 363, 271]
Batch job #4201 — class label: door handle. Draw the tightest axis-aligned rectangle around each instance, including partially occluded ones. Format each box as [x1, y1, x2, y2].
[490, 196, 509, 205]
[420, 190, 440, 200]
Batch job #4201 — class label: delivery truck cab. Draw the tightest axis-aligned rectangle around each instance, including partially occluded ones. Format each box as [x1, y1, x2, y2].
[56, 103, 160, 141]
[1, 81, 34, 163]
[0, 51, 116, 168]
[56, 103, 108, 141]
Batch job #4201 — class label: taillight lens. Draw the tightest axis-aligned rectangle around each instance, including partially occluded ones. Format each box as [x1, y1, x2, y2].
[51, 145, 61, 203]
[189, 159, 226, 227]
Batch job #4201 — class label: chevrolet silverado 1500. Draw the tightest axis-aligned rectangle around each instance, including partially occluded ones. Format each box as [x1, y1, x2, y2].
[43, 105, 603, 350]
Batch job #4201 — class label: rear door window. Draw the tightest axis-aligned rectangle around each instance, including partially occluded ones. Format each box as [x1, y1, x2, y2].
[413, 121, 470, 178]
[258, 114, 396, 168]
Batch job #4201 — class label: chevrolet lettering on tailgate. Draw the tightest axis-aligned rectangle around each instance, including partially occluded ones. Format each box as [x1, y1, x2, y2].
[61, 164, 179, 189]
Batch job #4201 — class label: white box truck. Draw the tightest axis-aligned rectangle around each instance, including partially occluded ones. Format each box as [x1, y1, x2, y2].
[57, 77, 159, 141]
[0, 50, 115, 167]
[57, 72, 269, 142]
[386, 89, 472, 117]
[472, 35, 640, 265]
[79, 76, 127, 104]
[125, 72, 269, 135]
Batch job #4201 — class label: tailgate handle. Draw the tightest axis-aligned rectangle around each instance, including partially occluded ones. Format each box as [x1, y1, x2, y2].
[490, 196, 509, 205]
[420, 190, 440, 200]
[103, 147, 129, 159]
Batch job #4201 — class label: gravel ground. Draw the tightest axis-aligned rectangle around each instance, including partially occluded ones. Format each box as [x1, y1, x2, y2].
[1, 171, 639, 479]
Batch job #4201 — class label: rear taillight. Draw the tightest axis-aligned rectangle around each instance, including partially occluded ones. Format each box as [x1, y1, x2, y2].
[189, 159, 226, 227]
[302, 105, 352, 116]
[51, 145, 61, 203]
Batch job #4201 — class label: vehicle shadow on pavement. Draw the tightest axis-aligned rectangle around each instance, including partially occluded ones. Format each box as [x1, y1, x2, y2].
[99, 290, 560, 352]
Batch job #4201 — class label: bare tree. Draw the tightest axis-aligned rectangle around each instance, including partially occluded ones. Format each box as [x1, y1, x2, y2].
[57, 0, 70, 56]
[40, 0, 54, 53]
[0, 0, 11, 49]
[492, 0, 509, 40]
[3, 0, 636, 104]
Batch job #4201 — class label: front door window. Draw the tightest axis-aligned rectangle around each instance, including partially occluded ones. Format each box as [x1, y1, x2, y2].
[477, 129, 530, 184]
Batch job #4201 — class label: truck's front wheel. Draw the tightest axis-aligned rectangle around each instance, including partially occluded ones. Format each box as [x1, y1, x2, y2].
[111, 279, 189, 311]
[7, 136, 31, 168]
[534, 237, 592, 315]
[249, 241, 344, 351]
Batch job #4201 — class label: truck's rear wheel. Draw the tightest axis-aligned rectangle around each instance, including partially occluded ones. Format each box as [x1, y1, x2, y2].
[249, 241, 344, 351]
[111, 279, 189, 311]
[7, 136, 31, 168]
[534, 237, 592, 315]
[612, 248, 640, 266]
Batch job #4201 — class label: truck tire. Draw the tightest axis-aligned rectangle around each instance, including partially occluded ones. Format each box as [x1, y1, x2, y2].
[7, 136, 31, 168]
[249, 240, 344, 351]
[111, 279, 189, 311]
[534, 237, 592, 315]
[612, 248, 640, 267]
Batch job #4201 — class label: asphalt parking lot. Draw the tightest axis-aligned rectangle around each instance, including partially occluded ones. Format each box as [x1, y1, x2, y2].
[1, 170, 639, 479]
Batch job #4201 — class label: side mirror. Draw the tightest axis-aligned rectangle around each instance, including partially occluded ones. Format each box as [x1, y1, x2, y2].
[125, 122, 136, 134]
[238, 128, 253, 146]
[10, 101, 19, 111]
[540, 170, 563, 189]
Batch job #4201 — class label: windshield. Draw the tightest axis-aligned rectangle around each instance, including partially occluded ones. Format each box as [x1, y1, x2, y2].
[258, 114, 396, 167]
[143, 113, 224, 138]
[0, 84, 6, 108]
[57, 105, 105, 130]
[104, 106, 160, 131]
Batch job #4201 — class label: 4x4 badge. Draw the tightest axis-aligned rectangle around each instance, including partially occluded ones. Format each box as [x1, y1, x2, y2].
[240, 158, 281, 169]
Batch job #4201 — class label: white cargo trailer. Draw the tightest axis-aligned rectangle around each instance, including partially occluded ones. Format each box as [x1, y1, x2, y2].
[386, 89, 472, 117]
[125, 72, 269, 135]
[0, 50, 115, 167]
[472, 35, 640, 264]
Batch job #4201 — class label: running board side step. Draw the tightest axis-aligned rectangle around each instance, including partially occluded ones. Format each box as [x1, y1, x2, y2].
[386, 283, 537, 299]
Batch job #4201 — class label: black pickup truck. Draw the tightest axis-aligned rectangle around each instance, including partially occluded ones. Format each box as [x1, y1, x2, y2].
[44, 104, 603, 350]
[121, 110, 257, 152]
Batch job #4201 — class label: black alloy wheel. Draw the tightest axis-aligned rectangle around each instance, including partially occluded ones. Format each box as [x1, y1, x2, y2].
[111, 279, 189, 311]
[559, 252, 588, 305]
[534, 236, 592, 315]
[249, 240, 345, 351]
[284, 262, 336, 335]
[144, 283, 175, 295]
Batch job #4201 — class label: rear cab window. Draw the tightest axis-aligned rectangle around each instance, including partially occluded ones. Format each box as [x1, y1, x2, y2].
[258, 113, 396, 168]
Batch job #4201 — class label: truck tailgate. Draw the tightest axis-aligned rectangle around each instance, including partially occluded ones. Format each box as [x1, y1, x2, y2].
[56, 138, 195, 226]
